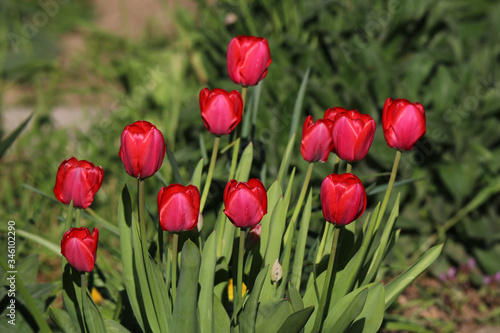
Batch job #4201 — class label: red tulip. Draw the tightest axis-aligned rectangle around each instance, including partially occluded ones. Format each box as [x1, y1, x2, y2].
[323, 107, 350, 122]
[227, 35, 272, 86]
[199, 88, 243, 136]
[53, 157, 104, 209]
[320, 173, 366, 226]
[158, 184, 200, 232]
[301, 115, 334, 163]
[382, 98, 426, 151]
[331, 110, 376, 162]
[119, 120, 166, 179]
[223, 179, 268, 229]
[61, 227, 99, 273]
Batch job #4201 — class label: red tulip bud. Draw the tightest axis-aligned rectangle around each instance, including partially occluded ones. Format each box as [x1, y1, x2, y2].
[119, 120, 166, 179]
[301, 115, 334, 163]
[382, 98, 426, 151]
[331, 110, 376, 162]
[227, 35, 272, 86]
[61, 227, 99, 273]
[199, 88, 243, 136]
[53, 157, 104, 209]
[320, 173, 366, 226]
[158, 184, 200, 232]
[245, 224, 262, 250]
[223, 179, 268, 229]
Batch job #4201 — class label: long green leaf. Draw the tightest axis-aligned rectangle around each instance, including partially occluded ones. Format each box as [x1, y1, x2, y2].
[82, 288, 107, 333]
[49, 307, 79, 333]
[291, 189, 312, 289]
[289, 67, 310, 138]
[239, 265, 269, 333]
[276, 306, 314, 333]
[235, 142, 253, 182]
[255, 299, 293, 333]
[350, 282, 385, 333]
[385, 244, 443, 309]
[199, 232, 217, 333]
[0, 112, 33, 159]
[323, 288, 368, 332]
[118, 186, 145, 331]
[170, 240, 201, 333]
[277, 132, 296, 186]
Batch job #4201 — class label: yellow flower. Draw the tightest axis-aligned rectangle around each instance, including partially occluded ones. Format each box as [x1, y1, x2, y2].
[91, 287, 103, 304]
[227, 278, 247, 302]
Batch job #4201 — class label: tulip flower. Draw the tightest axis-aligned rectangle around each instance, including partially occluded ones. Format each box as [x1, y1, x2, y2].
[320, 173, 366, 226]
[331, 110, 376, 162]
[158, 184, 200, 232]
[61, 227, 99, 273]
[323, 107, 350, 122]
[53, 157, 104, 209]
[227, 35, 272, 86]
[223, 178, 268, 229]
[382, 98, 426, 151]
[119, 120, 166, 179]
[199, 88, 243, 136]
[301, 115, 334, 163]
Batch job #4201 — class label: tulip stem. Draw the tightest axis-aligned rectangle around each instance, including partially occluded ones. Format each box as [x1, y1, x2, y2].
[200, 136, 220, 213]
[74, 208, 81, 228]
[346, 162, 352, 174]
[332, 155, 340, 174]
[228, 87, 247, 181]
[236, 228, 246, 310]
[171, 233, 179, 304]
[312, 224, 340, 333]
[65, 200, 74, 231]
[138, 179, 146, 229]
[81, 273, 89, 333]
[374, 150, 402, 233]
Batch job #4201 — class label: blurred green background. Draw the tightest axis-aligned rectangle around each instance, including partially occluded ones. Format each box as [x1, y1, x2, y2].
[1, 0, 500, 331]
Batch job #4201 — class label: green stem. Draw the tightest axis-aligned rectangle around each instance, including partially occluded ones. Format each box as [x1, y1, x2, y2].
[332, 155, 340, 174]
[200, 136, 220, 212]
[346, 162, 352, 174]
[312, 225, 340, 333]
[75, 208, 81, 228]
[315, 223, 331, 263]
[0, 257, 52, 332]
[171, 233, 179, 304]
[374, 150, 402, 233]
[236, 228, 246, 309]
[64, 201, 74, 231]
[81, 273, 88, 333]
[158, 222, 163, 265]
[138, 179, 146, 229]
[228, 87, 248, 181]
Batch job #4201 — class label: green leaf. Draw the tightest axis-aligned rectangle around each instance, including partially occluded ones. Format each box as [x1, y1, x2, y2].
[213, 295, 230, 333]
[323, 288, 368, 332]
[235, 141, 254, 182]
[362, 194, 400, 285]
[385, 244, 443, 309]
[167, 147, 184, 185]
[118, 186, 145, 332]
[0, 112, 33, 159]
[350, 282, 385, 333]
[262, 198, 286, 299]
[170, 240, 201, 333]
[146, 256, 171, 332]
[17, 254, 39, 285]
[49, 306, 80, 333]
[62, 264, 83, 330]
[104, 320, 132, 333]
[199, 232, 217, 333]
[240, 265, 269, 333]
[287, 283, 304, 312]
[277, 133, 296, 186]
[82, 288, 107, 333]
[254, 299, 293, 333]
[259, 180, 283, 258]
[190, 158, 204, 188]
[289, 67, 310, 138]
[291, 189, 312, 289]
[276, 306, 314, 333]
[130, 214, 162, 333]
